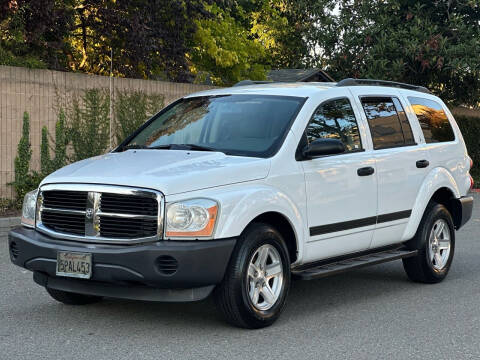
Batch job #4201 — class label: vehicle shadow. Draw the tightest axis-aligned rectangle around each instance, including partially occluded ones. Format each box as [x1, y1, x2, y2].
[42, 262, 425, 330]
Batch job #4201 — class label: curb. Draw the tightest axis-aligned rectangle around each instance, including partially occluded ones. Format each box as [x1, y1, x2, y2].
[0, 216, 21, 238]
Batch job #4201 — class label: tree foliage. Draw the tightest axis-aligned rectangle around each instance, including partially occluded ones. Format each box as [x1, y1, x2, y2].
[1, 0, 479, 105]
[300, 0, 480, 106]
[190, 4, 268, 85]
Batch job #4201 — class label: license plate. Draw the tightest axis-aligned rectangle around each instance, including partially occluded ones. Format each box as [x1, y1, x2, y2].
[56, 251, 92, 279]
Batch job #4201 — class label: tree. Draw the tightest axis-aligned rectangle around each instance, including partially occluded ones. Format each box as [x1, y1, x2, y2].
[301, 0, 480, 106]
[190, 4, 268, 85]
[248, 0, 311, 68]
[0, 0, 75, 69]
[67, 0, 211, 81]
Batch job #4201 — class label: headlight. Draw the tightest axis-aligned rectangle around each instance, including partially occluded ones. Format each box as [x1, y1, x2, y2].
[166, 199, 218, 238]
[21, 189, 38, 228]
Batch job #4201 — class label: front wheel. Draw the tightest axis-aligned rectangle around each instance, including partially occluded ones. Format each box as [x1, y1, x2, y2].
[214, 223, 291, 329]
[403, 202, 455, 283]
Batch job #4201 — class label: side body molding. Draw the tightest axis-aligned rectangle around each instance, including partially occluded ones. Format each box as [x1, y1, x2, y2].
[402, 167, 460, 241]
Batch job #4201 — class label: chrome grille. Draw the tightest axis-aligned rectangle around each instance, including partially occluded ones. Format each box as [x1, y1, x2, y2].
[100, 193, 158, 215]
[99, 216, 157, 238]
[36, 184, 164, 244]
[42, 190, 87, 210]
[41, 211, 86, 235]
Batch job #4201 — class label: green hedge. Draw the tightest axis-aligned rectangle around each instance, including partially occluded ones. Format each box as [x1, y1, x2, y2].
[455, 115, 480, 186]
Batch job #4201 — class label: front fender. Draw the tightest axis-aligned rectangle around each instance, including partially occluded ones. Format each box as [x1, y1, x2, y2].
[402, 167, 460, 241]
[166, 183, 306, 264]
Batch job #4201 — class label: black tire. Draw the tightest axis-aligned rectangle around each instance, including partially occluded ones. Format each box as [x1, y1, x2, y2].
[214, 222, 291, 329]
[46, 287, 103, 305]
[402, 202, 455, 283]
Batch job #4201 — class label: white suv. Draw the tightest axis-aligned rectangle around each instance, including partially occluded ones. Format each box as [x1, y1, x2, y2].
[9, 79, 474, 328]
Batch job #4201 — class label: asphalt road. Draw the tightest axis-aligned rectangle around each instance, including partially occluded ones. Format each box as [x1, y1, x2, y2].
[1, 194, 480, 360]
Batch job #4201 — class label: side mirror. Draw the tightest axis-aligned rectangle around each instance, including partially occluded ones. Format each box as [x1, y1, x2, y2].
[302, 138, 345, 158]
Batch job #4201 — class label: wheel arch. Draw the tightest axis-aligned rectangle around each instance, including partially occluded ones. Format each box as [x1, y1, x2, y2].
[248, 212, 299, 264]
[212, 185, 305, 265]
[402, 167, 461, 241]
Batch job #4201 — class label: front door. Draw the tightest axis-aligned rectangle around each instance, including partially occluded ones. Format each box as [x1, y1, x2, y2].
[301, 95, 378, 263]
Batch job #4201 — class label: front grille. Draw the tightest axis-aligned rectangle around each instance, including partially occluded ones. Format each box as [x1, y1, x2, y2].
[100, 193, 158, 215]
[37, 185, 163, 244]
[43, 190, 87, 210]
[41, 211, 85, 235]
[99, 216, 157, 238]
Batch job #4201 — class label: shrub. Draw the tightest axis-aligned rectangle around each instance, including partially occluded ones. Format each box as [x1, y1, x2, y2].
[455, 115, 480, 186]
[53, 109, 67, 169]
[0, 197, 21, 214]
[40, 126, 52, 176]
[11, 112, 41, 201]
[115, 90, 164, 144]
[68, 89, 110, 162]
[39, 109, 69, 177]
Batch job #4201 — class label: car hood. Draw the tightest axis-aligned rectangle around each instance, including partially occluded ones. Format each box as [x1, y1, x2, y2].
[41, 150, 270, 195]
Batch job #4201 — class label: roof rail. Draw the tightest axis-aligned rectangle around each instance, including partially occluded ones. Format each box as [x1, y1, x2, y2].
[336, 78, 431, 94]
[233, 80, 274, 87]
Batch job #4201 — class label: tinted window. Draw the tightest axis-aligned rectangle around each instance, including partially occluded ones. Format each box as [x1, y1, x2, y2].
[392, 98, 415, 144]
[408, 96, 455, 143]
[361, 97, 415, 150]
[126, 95, 304, 158]
[306, 98, 362, 152]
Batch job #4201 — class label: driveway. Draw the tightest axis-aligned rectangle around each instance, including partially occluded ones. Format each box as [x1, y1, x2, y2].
[1, 194, 479, 359]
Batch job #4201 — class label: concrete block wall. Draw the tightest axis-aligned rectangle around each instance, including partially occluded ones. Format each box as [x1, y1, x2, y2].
[0, 65, 216, 199]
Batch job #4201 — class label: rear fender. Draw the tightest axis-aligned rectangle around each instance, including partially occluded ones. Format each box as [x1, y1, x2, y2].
[402, 167, 460, 241]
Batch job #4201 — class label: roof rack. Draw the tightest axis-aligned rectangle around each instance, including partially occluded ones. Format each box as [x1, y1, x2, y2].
[233, 80, 274, 87]
[336, 78, 431, 94]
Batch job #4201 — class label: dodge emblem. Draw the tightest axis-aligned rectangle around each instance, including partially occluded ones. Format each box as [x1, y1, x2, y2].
[86, 208, 94, 219]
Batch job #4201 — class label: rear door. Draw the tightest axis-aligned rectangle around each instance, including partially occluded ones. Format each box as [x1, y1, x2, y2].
[300, 92, 378, 262]
[349, 87, 428, 248]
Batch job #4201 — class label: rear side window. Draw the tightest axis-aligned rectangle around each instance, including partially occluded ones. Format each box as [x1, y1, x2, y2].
[306, 98, 362, 152]
[361, 97, 415, 150]
[407, 96, 455, 143]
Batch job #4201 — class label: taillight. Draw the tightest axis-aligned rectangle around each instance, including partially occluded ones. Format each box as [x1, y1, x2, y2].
[470, 174, 475, 190]
[470, 157, 474, 170]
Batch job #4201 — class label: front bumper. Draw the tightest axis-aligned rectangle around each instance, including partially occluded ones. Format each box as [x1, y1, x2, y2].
[8, 227, 236, 302]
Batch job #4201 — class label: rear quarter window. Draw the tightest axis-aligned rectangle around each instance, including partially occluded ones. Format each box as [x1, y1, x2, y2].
[407, 96, 455, 143]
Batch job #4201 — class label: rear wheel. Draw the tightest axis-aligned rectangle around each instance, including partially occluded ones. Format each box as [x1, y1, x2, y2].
[46, 287, 103, 305]
[214, 223, 291, 329]
[403, 202, 455, 283]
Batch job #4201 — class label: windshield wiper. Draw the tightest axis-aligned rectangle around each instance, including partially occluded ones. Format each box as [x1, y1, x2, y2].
[174, 144, 219, 152]
[121, 143, 224, 153]
[120, 144, 172, 151]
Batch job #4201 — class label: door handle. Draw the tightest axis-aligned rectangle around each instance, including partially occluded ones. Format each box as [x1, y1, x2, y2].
[357, 166, 375, 176]
[416, 160, 429, 168]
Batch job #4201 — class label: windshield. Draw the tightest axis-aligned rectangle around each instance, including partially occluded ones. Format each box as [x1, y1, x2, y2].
[122, 95, 305, 158]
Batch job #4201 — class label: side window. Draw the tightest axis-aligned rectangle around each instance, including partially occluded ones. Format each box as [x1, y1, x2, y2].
[361, 96, 415, 150]
[407, 96, 455, 143]
[306, 98, 362, 152]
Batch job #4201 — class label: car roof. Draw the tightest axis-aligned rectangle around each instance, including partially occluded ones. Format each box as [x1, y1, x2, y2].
[185, 81, 435, 100]
[184, 82, 338, 98]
